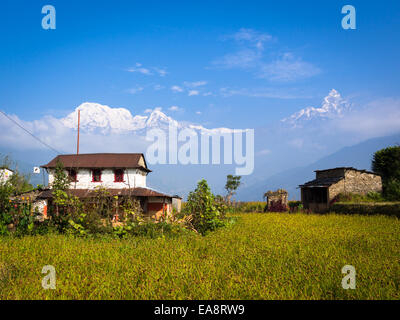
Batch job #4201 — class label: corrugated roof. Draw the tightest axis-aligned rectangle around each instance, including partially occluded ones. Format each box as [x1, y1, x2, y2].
[38, 187, 172, 199]
[299, 176, 344, 188]
[314, 167, 378, 175]
[41, 153, 151, 172]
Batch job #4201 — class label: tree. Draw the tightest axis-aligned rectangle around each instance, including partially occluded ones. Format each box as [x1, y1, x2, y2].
[184, 179, 227, 235]
[51, 159, 70, 218]
[225, 175, 241, 203]
[51, 159, 70, 192]
[372, 146, 400, 200]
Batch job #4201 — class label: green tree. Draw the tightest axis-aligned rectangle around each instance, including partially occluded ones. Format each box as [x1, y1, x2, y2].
[185, 179, 227, 235]
[51, 159, 70, 192]
[51, 159, 70, 218]
[372, 146, 400, 200]
[225, 175, 241, 203]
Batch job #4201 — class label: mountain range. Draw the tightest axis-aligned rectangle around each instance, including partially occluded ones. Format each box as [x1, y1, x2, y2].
[281, 89, 350, 127]
[61, 102, 235, 134]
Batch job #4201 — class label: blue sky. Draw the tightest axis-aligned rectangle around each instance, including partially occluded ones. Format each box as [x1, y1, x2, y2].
[1, 0, 400, 130]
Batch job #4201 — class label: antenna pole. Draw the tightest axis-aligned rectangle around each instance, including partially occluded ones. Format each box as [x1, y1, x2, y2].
[77, 110, 80, 155]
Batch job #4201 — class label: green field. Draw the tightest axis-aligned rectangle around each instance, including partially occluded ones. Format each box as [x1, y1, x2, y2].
[1, 213, 399, 299]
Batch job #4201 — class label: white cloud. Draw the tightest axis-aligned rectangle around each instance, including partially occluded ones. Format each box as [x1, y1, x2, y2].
[127, 63, 167, 77]
[196, 111, 202, 115]
[126, 87, 144, 94]
[188, 90, 199, 96]
[184, 81, 207, 88]
[154, 67, 167, 77]
[259, 53, 321, 82]
[213, 29, 319, 82]
[214, 49, 262, 69]
[219, 87, 310, 99]
[144, 107, 163, 114]
[153, 84, 165, 91]
[203, 92, 213, 96]
[227, 28, 272, 50]
[127, 63, 152, 75]
[171, 85, 184, 93]
[334, 98, 400, 139]
[169, 106, 180, 111]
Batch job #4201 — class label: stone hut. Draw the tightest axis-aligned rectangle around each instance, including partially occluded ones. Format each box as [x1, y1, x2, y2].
[264, 189, 288, 210]
[299, 167, 382, 212]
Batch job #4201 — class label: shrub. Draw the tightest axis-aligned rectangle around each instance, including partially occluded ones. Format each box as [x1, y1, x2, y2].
[288, 201, 302, 212]
[330, 202, 400, 216]
[334, 192, 385, 203]
[372, 146, 400, 200]
[184, 179, 228, 235]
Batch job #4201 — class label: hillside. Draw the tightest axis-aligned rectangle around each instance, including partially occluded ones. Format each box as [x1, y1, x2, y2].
[237, 133, 400, 200]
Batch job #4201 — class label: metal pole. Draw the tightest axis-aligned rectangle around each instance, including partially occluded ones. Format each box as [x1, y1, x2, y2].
[77, 110, 80, 155]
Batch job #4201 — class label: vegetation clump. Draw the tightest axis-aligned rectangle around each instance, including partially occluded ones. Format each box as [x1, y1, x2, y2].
[184, 179, 229, 235]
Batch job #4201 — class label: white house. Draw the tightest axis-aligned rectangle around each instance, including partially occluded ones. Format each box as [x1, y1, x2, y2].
[0, 168, 13, 184]
[40, 153, 176, 217]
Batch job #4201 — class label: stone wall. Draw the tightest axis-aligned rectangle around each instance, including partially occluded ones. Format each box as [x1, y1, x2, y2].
[265, 189, 288, 208]
[343, 170, 382, 194]
[328, 169, 382, 201]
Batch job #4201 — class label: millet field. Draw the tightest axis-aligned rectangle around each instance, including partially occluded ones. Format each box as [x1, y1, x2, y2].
[1, 212, 399, 300]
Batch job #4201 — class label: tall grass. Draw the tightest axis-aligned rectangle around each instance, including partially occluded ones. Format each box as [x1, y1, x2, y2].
[1, 213, 399, 299]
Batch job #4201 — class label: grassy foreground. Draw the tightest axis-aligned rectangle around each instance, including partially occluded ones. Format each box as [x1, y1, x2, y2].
[1, 213, 399, 300]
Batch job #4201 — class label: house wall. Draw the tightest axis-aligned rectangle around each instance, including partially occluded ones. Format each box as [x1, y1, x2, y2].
[0, 169, 13, 184]
[48, 168, 147, 189]
[343, 170, 382, 195]
[172, 198, 182, 213]
[328, 170, 382, 202]
[147, 196, 172, 219]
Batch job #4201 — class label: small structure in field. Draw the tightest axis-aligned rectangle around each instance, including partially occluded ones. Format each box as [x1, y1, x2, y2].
[264, 189, 288, 210]
[299, 167, 382, 212]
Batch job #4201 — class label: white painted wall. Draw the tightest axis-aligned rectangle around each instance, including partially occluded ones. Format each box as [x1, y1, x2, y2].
[0, 169, 13, 184]
[48, 168, 147, 189]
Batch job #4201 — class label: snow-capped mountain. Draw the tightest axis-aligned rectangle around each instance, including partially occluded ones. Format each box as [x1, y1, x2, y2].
[281, 89, 350, 127]
[61, 102, 234, 134]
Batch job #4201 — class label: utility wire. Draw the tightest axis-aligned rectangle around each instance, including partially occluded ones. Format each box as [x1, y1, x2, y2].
[0, 109, 61, 154]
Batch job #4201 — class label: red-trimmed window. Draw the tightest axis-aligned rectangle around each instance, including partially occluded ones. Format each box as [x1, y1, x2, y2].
[92, 169, 102, 182]
[114, 169, 124, 182]
[67, 169, 78, 182]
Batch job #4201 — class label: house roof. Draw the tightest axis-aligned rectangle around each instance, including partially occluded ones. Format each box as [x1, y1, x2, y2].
[314, 167, 379, 175]
[299, 176, 344, 188]
[41, 153, 151, 172]
[38, 187, 172, 199]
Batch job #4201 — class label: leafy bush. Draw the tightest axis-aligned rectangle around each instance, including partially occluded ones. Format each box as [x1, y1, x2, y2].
[184, 179, 228, 235]
[334, 192, 385, 203]
[372, 146, 400, 200]
[384, 179, 400, 201]
[288, 201, 303, 212]
[330, 202, 400, 216]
